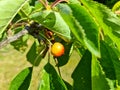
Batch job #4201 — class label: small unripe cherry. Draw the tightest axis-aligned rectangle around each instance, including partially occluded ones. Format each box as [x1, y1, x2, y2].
[51, 42, 65, 57]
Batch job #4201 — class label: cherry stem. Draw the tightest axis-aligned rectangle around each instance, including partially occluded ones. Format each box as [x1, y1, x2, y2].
[54, 57, 62, 77]
[100, 29, 104, 40]
[51, 0, 68, 8]
[48, 43, 52, 63]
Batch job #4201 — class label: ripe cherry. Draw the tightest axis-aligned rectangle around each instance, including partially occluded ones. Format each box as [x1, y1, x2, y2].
[51, 42, 65, 57]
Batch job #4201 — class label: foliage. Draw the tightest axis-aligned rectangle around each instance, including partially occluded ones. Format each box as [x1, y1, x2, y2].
[0, 0, 120, 90]
[94, 0, 118, 8]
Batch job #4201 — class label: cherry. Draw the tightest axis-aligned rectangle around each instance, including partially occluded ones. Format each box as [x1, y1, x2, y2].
[51, 42, 65, 57]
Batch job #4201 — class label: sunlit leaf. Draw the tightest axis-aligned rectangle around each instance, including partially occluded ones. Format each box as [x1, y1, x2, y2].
[57, 4, 84, 45]
[68, 2, 100, 57]
[41, 63, 68, 90]
[81, 0, 120, 50]
[18, 2, 32, 18]
[30, 10, 71, 42]
[39, 69, 50, 90]
[0, 0, 29, 37]
[9, 67, 33, 90]
[112, 1, 120, 12]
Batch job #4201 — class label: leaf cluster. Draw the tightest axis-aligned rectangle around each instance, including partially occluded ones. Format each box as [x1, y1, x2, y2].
[0, 0, 120, 90]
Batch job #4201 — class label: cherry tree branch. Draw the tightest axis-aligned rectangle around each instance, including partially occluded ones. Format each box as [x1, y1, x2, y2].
[0, 29, 28, 49]
[51, 0, 68, 8]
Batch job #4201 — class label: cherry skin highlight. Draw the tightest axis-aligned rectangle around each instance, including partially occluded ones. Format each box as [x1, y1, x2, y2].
[51, 42, 65, 57]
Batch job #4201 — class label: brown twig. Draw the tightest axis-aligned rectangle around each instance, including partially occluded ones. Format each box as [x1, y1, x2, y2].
[51, 0, 68, 8]
[0, 29, 28, 49]
[54, 57, 62, 77]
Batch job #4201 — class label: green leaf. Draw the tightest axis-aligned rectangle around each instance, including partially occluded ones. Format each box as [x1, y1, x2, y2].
[72, 50, 110, 90]
[112, 1, 120, 11]
[63, 80, 73, 90]
[68, 3, 100, 57]
[57, 4, 84, 43]
[0, 0, 29, 37]
[57, 42, 73, 67]
[72, 50, 92, 90]
[68, 0, 81, 4]
[81, 0, 120, 50]
[44, 11, 71, 42]
[30, 10, 71, 42]
[100, 41, 120, 85]
[29, 0, 38, 6]
[41, 63, 68, 90]
[92, 55, 110, 90]
[18, 2, 32, 18]
[27, 39, 47, 66]
[33, 1, 43, 12]
[9, 67, 33, 90]
[39, 69, 50, 90]
[104, 35, 120, 58]
[30, 10, 51, 22]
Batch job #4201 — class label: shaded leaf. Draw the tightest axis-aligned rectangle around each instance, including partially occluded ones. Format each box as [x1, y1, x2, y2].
[100, 41, 120, 85]
[63, 80, 73, 90]
[27, 40, 47, 66]
[92, 55, 110, 90]
[9, 67, 33, 90]
[100, 41, 116, 80]
[0, 0, 29, 37]
[72, 50, 92, 90]
[29, 0, 38, 6]
[104, 35, 120, 58]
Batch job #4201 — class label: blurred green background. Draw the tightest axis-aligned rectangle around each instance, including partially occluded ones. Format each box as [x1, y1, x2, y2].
[0, 41, 80, 90]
